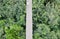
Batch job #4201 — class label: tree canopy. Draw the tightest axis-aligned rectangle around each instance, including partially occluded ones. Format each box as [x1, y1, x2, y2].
[33, 0, 60, 39]
[0, 0, 26, 39]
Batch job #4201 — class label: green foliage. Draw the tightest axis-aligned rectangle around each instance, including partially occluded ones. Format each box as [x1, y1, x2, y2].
[33, 0, 60, 39]
[0, 0, 26, 39]
[5, 24, 25, 39]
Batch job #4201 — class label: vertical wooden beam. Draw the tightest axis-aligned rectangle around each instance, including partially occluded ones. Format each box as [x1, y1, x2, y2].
[26, 0, 32, 39]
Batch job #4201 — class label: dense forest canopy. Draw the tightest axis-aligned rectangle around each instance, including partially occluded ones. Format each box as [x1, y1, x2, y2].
[33, 0, 60, 39]
[0, 0, 26, 39]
